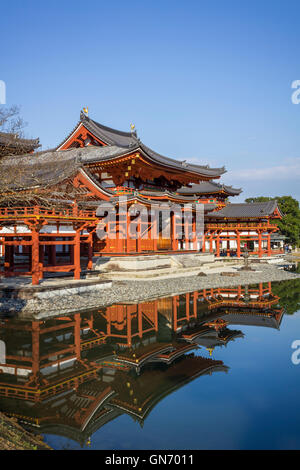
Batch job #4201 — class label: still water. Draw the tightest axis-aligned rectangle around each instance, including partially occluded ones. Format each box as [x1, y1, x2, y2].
[0, 279, 299, 450]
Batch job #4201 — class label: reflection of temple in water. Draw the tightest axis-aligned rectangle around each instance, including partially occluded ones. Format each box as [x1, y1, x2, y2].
[0, 282, 284, 446]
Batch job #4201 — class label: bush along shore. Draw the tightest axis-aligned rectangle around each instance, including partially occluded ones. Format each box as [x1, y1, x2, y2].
[1, 263, 299, 319]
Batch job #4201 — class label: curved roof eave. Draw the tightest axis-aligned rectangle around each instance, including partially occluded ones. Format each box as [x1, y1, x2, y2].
[177, 181, 242, 196]
[56, 112, 226, 178]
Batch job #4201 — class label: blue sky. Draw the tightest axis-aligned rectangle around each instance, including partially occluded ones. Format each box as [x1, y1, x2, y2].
[1, 0, 300, 201]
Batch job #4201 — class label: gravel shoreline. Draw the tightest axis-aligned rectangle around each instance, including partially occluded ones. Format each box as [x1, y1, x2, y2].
[1, 263, 299, 319]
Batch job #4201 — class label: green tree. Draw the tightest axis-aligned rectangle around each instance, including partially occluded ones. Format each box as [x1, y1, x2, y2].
[272, 278, 300, 315]
[244, 196, 273, 203]
[245, 195, 300, 246]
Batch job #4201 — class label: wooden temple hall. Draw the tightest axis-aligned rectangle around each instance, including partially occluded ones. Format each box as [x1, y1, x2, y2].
[0, 110, 284, 284]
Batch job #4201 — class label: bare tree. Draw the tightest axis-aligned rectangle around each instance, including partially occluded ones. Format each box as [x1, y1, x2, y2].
[0, 108, 98, 211]
[0, 106, 39, 159]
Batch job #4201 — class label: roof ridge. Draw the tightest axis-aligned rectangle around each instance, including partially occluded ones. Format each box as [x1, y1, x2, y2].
[81, 112, 137, 138]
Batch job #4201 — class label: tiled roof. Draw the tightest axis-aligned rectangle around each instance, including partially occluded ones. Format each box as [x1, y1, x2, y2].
[177, 181, 242, 196]
[0, 132, 40, 150]
[207, 201, 282, 218]
[56, 112, 226, 178]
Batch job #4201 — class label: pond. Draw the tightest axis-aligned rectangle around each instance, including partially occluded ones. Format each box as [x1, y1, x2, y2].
[0, 278, 299, 450]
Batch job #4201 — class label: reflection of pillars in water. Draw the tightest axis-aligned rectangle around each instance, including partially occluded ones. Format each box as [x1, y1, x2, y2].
[237, 285, 242, 299]
[74, 313, 81, 359]
[172, 296, 178, 331]
[154, 300, 158, 332]
[244, 285, 250, 304]
[32, 322, 40, 375]
[0, 340, 6, 364]
[193, 292, 198, 318]
[86, 314, 94, 330]
[106, 313, 111, 336]
[127, 310, 132, 347]
[138, 305, 143, 338]
[186, 293, 190, 321]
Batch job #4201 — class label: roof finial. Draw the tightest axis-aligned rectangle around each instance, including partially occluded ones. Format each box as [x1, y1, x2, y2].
[130, 123, 135, 134]
[83, 107, 89, 116]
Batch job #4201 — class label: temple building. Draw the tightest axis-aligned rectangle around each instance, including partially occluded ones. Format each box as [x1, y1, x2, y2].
[0, 110, 284, 284]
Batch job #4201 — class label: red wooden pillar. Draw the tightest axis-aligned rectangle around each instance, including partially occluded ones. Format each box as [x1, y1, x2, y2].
[31, 228, 40, 285]
[116, 217, 123, 253]
[226, 237, 230, 257]
[258, 231, 262, 258]
[39, 244, 44, 280]
[237, 231, 241, 258]
[267, 233, 271, 257]
[216, 232, 220, 257]
[192, 215, 197, 250]
[209, 234, 213, 253]
[74, 228, 81, 280]
[202, 233, 206, 253]
[87, 232, 93, 270]
[171, 212, 178, 251]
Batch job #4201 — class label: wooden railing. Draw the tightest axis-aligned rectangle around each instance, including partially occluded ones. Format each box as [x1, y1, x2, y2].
[111, 186, 135, 195]
[206, 222, 278, 230]
[0, 205, 97, 220]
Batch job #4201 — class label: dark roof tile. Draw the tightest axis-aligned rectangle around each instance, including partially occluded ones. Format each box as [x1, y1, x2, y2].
[207, 201, 282, 218]
[177, 181, 242, 196]
[56, 112, 226, 178]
